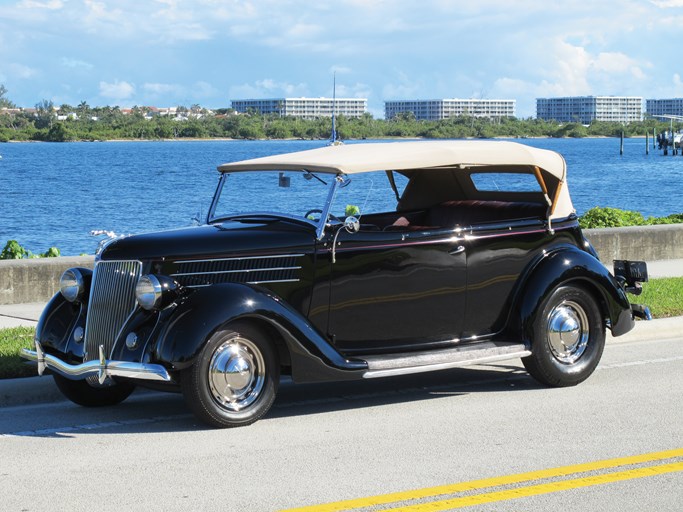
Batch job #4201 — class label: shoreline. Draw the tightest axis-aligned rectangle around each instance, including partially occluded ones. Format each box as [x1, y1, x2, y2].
[2, 135, 636, 144]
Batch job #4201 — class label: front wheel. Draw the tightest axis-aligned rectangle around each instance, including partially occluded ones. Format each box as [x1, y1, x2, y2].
[181, 322, 279, 428]
[53, 374, 136, 407]
[523, 285, 605, 387]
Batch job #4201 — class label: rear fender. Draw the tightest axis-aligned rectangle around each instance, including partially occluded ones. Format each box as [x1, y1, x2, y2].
[153, 283, 366, 381]
[509, 247, 634, 342]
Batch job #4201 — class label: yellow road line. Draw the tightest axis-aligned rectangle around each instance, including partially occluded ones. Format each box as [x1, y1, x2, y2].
[394, 462, 683, 511]
[281, 448, 683, 512]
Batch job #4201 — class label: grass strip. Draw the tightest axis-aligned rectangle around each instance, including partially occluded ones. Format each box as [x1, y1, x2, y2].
[0, 326, 36, 379]
[627, 277, 683, 319]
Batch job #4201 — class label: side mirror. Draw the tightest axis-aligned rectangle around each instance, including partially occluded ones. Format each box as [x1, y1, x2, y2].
[344, 216, 360, 234]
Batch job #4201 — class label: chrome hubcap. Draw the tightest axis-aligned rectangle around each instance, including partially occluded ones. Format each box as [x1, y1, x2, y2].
[208, 336, 265, 412]
[546, 300, 589, 364]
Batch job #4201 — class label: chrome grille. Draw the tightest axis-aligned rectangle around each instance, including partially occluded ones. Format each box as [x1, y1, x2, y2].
[84, 260, 142, 361]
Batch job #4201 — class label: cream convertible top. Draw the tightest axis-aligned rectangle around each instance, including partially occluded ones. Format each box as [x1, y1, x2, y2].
[218, 140, 574, 221]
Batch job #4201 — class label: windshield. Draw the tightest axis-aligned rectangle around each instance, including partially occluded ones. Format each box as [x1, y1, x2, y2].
[209, 169, 409, 236]
[329, 170, 408, 220]
[209, 170, 334, 225]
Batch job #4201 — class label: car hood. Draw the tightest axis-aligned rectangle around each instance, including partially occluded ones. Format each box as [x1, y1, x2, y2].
[99, 219, 316, 262]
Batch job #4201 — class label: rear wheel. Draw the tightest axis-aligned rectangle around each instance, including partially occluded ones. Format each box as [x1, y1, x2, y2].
[523, 285, 605, 387]
[181, 322, 279, 428]
[53, 374, 136, 407]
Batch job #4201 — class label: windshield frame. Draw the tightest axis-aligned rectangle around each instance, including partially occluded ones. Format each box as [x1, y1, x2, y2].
[207, 170, 344, 240]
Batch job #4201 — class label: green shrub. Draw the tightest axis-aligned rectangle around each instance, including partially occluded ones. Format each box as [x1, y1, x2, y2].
[42, 247, 61, 257]
[0, 240, 61, 259]
[579, 207, 646, 228]
[0, 240, 28, 259]
[579, 207, 683, 229]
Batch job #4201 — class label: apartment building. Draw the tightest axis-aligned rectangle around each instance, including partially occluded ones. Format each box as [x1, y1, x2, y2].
[231, 98, 367, 119]
[646, 98, 683, 117]
[536, 96, 643, 123]
[385, 99, 516, 120]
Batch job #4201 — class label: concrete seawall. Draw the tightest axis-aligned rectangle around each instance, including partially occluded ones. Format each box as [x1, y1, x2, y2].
[0, 256, 94, 305]
[1, 224, 682, 305]
[584, 224, 683, 262]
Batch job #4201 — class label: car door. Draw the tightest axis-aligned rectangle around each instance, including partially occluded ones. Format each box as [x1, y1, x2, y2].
[323, 226, 467, 354]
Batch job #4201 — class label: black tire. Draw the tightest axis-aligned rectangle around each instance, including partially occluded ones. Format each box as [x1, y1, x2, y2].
[522, 285, 605, 387]
[181, 322, 279, 428]
[53, 374, 136, 407]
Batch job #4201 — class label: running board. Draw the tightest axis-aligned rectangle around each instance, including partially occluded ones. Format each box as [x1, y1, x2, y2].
[361, 342, 531, 379]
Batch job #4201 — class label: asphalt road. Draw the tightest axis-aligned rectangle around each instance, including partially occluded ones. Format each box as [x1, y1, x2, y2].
[1, 335, 681, 512]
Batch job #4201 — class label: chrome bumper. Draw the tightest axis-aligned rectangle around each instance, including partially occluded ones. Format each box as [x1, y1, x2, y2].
[21, 341, 172, 384]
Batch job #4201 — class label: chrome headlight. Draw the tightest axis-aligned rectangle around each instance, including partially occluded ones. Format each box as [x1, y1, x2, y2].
[135, 275, 163, 311]
[135, 274, 179, 311]
[60, 268, 85, 302]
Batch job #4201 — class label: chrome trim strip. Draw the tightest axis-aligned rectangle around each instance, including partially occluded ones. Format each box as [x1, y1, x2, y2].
[21, 342, 172, 383]
[170, 265, 302, 277]
[175, 254, 304, 264]
[317, 235, 464, 254]
[362, 346, 531, 379]
[317, 175, 342, 240]
[248, 278, 300, 284]
[207, 172, 228, 223]
[183, 278, 301, 288]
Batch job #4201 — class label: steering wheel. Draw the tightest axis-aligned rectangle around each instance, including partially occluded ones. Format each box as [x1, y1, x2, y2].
[304, 209, 341, 223]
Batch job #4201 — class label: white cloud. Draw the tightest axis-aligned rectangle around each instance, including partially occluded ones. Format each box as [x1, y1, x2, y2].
[193, 81, 219, 98]
[286, 23, 323, 39]
[336, 82, 372, 99]
[591, 51, 643, 76]
[229, 79, 310, 99]
[99, 80, 135, 100]
[18, 0, 63, 9]
[143, 82, 183, 95]
[9, 63, 38, 79]
[650, 0, 683, 6]
[330, 65, 352, 75]
[60, 58, 94, 70]
[382, 70, 424, 100]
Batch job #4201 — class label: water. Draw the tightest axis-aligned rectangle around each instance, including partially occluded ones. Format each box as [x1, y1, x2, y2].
[1, 138, 682, 256]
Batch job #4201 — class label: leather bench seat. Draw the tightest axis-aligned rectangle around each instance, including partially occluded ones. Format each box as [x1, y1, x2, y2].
[385, 200, 546, 231]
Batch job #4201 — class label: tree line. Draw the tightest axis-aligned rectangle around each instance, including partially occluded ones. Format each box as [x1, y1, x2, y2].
[1, 86, 680, 142]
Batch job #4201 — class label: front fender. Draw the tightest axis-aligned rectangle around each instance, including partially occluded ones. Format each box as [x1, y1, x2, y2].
[153, 283, 366, 380]
[510, 246, 634, 342]
[35, 292, 86, 361]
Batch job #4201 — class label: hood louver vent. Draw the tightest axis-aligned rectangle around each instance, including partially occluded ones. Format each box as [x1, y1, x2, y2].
[171, 254, 302, 288]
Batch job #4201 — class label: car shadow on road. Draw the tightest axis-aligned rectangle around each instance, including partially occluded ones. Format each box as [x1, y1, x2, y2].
[268, 363, 542, 421]
[1, 363, 547, 437]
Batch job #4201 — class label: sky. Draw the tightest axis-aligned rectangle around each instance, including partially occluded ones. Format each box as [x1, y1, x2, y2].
[1, 0, 682, 118]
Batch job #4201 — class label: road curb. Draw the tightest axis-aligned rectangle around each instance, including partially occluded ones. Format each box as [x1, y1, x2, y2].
[606, 315, 683, 345]
[2, 316, 681, 409]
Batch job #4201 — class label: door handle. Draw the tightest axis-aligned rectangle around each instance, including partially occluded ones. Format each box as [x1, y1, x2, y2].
[449, 245, 465, 255]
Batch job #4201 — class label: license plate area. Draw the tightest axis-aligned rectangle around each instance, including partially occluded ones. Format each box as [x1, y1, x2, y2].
[614, 260, 648, 295]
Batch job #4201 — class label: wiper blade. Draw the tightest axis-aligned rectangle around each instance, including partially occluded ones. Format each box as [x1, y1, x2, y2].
[304, 170, 327, 185]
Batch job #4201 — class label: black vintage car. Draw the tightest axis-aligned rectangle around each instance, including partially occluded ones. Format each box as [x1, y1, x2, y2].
[22, 141, 650, 428]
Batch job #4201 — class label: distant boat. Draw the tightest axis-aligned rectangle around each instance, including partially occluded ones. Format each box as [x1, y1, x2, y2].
[653, 114, 683, 154]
